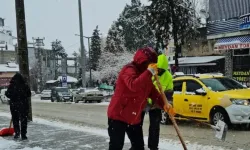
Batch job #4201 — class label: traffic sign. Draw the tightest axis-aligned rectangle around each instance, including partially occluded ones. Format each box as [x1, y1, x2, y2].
[62, 75, 67, 87]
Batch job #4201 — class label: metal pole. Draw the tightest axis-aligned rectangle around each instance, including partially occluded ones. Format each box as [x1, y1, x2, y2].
[15, 0, 32, 121]
[78, 0, 86, 88]
[87, 37, 92, 87]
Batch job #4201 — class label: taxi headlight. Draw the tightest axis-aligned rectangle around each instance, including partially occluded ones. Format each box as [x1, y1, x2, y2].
[231, 99, 249, 106]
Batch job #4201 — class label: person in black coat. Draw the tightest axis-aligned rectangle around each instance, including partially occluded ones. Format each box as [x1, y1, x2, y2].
[5, 73, 31, 140]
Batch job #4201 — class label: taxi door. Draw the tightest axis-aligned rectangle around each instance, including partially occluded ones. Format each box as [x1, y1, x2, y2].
[173, 80, 185, 115]
[182, 79, 207, 120]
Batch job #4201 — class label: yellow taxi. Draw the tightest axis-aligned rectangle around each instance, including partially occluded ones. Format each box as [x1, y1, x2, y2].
[161, 73, 250, 126]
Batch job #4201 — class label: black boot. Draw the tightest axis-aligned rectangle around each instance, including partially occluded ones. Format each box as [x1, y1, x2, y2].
[21, 135, 28, 140]
[14, 133, 20, 139]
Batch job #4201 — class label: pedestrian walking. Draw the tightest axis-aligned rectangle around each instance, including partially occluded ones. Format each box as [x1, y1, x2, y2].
[107, 47, 172, 150]
[140, 54, 174, 150]
[5, 73, 31, 140]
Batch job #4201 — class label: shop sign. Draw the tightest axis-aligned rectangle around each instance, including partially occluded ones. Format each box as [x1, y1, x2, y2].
[233, 70, 250, 85]
[240, 13, 250, 30]
[215, 43, 250, 50]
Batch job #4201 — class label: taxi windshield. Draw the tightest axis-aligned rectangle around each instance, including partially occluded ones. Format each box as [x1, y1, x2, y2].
[200, 77, 245, 92]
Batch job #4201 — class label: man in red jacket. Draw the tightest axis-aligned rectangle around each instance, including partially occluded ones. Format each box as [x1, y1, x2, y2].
[107, 47, 170, 150]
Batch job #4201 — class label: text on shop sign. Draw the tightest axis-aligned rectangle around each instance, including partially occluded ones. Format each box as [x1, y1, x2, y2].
[240, 13, 250, 30]
[216, 43, 250, 50]
[233, 71, 250, 82]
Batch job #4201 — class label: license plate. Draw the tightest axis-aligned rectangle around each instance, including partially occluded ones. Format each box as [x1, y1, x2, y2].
[64, 97, 69, 99]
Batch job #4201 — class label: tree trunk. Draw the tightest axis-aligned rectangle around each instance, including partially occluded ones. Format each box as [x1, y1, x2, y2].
[170, 0, 180, 70]
[15, 0, 32, 121]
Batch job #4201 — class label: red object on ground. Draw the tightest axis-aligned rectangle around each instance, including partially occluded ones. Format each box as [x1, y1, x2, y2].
[0, 127, 14, 136]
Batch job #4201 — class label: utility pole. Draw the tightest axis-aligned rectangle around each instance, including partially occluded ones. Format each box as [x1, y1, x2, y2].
[33, 37, 45, 93]
[75, 34, 92, 87]
[87, 37, 92, 86]
[15, 0, 32, 121]
[78, 0, 86, 88]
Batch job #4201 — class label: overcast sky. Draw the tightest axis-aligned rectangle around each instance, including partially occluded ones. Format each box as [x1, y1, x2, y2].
[0, 0, 149, 56]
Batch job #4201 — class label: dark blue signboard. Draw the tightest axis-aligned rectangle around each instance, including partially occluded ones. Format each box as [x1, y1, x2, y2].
[62, 75, 67, 87]
[240, 13, 250, 30]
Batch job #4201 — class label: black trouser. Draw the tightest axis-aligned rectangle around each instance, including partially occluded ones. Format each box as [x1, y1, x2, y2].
[108, 119, 144, 150]
[10, 102, 28, 137]
[141, 108, 162, 150]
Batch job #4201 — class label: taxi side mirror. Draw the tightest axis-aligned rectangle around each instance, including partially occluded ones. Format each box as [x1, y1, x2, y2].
[195, 89, 207, 96]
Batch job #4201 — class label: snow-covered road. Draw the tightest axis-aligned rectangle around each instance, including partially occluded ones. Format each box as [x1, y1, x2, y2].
[0, 114, 230, 150]
[0, 97, 249, 150]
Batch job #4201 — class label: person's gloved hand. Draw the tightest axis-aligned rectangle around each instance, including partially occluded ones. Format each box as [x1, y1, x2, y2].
[164, 104, 176, 116]
[147, 63, 158, 75]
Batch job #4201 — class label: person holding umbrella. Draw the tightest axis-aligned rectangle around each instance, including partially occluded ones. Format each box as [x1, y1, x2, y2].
[5, 73, 31, 140]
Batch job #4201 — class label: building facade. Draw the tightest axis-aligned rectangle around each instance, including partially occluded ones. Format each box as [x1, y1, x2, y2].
[207, 0, 250, 86]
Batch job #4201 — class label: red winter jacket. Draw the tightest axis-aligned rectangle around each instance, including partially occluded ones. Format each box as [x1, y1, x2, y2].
[107, 50, 164, 125]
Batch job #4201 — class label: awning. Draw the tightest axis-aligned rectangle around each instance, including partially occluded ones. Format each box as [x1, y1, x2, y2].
[169, 56, 225, 67]
[214, 35, 250, 51]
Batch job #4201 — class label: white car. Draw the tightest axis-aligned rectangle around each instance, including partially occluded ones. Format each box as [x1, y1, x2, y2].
[0, 89, 9, 104]
[73, 88, 104, 103]
[41, 90, 51, 100]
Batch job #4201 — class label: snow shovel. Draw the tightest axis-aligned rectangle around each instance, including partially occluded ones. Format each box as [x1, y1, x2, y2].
[0, 119, 14, 136]
[154, 75, 188, 150]
[177, 114, 228, 141]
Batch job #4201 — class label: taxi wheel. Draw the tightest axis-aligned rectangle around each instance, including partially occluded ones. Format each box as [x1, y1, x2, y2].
[211, 108, 230, 126]
[161, 110, 171, 125]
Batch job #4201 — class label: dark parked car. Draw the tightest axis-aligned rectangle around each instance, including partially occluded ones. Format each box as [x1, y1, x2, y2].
[51, 87, 73, 102]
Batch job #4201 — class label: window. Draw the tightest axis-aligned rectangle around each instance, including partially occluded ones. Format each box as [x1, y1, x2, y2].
[201, 77, 245, 92]
[173, 81, 183, 92]
[186, 80, 202, 93]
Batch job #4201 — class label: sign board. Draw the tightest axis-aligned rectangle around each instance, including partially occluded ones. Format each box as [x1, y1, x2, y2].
[62, 75, 67, 87]
[233, 70, 250, 86]
[215, 43, 250, 51]
[240, 13, 250, 30]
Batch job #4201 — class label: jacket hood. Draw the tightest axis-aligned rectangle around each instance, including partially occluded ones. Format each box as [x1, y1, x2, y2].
[157, 54, 168, 70]
[133, 47, 157, 65]
[10, 73, 25, 85]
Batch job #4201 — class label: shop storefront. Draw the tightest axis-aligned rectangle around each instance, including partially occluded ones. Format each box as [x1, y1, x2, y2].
[207, 1, 250, 86]
[214, 35, 250, 86]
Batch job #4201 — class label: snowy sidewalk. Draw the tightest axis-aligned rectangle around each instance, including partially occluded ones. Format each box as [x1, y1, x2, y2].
[0, 113, 229, 150]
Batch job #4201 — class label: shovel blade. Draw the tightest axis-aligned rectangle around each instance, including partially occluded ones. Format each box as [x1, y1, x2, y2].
[0, 127, 14, 136]
[215, 120, 228, 141]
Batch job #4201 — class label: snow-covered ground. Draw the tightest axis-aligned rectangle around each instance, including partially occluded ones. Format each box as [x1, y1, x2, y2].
[0, 112, 237, 150]
[0, 138, 46, 150]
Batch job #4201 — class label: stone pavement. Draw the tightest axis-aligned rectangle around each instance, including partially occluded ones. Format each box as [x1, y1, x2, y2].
[0, 116, 134, 150]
